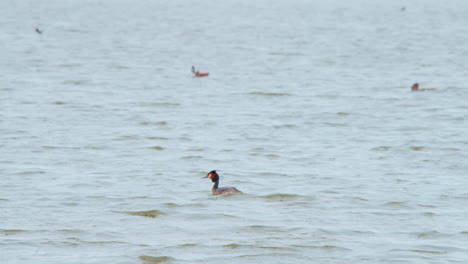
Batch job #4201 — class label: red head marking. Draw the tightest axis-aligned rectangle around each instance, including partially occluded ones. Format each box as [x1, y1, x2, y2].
[207, 170, 219, 182]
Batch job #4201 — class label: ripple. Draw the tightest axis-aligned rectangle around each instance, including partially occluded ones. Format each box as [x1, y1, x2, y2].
[394, 249, 448, 255]
[273, 124, 296, 129]
[249, 92, 292, 96]
[371, 146, 391, 151]
[140, 121, 168, 126]
[246, 225, 287, 233]
[269, 51, 304, 56]
[15, 171, 46, 175]
[336, 112, 350, 116]
[148, 146, 164, 150]
[383, 201, 411, 208]
[239, 253, 302, 258]
[188, 148, 205, 152]
[260, 194, 303, 200]
[265, 154, 280, 159]
[418, 204, 436, 208]
[163, 202, 205, 208]
[41, 241, 79, 247]
[67, 237, 128, 245]
[0, 229, 27, 235]
[176, 243, 198, 248]
[63, 80, 89, 86]
[324, 122, 347, 127]
[223, 243, 249, 249]
[115, 210, 167, 218]
[138, 102, 180, 107]
[223, 243, 296, 251]
[163, 203, 179, 208]
[412, 249, 447, 254]
[56, 229, 83, 234]
[291, 245, 352, 251]
[54, 63, 81, 68]
[114, 135, 139, 141]
[416, 231, 442, 239]
[410, 146, 425, 151]
[42, 146, 80, 150]
[146, 137, 170, 140]
[139, 255, 174, 263]
[180, 155, 203, 159]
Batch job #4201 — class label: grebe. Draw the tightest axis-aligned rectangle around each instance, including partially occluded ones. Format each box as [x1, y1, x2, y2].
[204, 170, 242, 195]
[192, 66, 209, 77]
[412, 83, 436, 91]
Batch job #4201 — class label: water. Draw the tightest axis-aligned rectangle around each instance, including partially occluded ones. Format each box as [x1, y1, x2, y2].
[1, 0, 468, 263]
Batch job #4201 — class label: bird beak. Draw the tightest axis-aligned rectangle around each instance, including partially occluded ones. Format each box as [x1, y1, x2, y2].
[202, 175, 208, 179]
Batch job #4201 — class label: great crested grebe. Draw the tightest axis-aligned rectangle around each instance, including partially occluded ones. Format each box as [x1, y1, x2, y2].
[204, 170, 242, 195]
[411, 83, 437, 91]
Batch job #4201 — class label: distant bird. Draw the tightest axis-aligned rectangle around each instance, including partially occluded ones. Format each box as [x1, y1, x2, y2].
[401, 6, 406, 12]
[192, 66, 209, 77]
[35, 28, 43, 34]
[204, 170, 242, 195]
[411, 83, 437, 91]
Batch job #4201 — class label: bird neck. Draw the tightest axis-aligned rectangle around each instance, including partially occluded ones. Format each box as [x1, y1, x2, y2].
[212, 180, 219, 190]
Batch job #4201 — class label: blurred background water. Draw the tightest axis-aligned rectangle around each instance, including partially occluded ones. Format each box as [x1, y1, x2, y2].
[1, 0, 467, 263]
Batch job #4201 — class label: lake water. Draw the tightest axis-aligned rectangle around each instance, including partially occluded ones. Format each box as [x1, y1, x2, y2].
[1, 0, 468, 263]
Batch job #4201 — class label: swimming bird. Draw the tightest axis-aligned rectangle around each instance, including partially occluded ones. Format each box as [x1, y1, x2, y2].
[192, 66, 209, 77]
[35, 28, 43, 34]
[411, 83, 436, 91]
[204, 170, 242, 195]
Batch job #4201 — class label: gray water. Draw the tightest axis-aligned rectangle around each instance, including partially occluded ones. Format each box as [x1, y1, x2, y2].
[1, 0, 468, 263]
